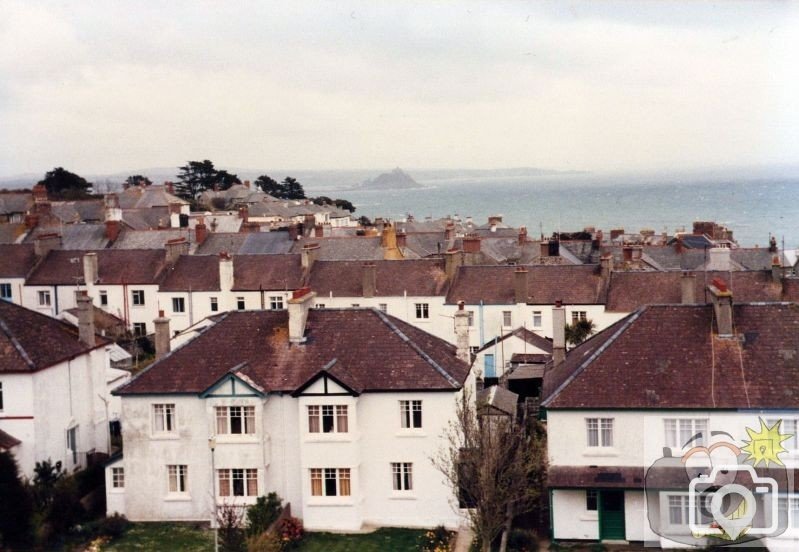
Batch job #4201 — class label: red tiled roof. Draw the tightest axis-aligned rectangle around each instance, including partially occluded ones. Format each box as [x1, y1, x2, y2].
[26, 249, 167, 285]
[308, 260, 449, 297]
[232, 255, 304, 291]
[446, 265, 602, 305]
[0, 300, 109, 373]
[548, 466, 645, 489]
[476, 327, 553, 354]
[0, 244, 37, 278]
[117, 309, 470, 395]
[543, 303, 799, 409]
[160, 255, 220, 292]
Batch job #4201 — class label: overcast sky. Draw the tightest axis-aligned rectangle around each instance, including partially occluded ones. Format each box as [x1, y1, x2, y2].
[1, 1, 797, 177]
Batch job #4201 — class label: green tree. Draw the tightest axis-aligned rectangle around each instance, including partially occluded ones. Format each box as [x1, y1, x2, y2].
[124, 174, 152, 187]
[38, 167, 92, 200]
[254, 174, 280, 196]
[333, 198, 355, 213]
[0, 451, 33, 547]
[565, 318, 596, 346]
[175, 160, 240, 201]
[255, 175, 306, 200]
[280, 176, 306, 200]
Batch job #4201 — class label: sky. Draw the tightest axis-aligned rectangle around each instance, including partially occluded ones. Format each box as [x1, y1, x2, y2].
[1, 0, 798, 177]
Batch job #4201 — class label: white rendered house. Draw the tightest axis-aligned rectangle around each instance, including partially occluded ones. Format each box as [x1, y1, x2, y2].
[107, 289, 473, 531]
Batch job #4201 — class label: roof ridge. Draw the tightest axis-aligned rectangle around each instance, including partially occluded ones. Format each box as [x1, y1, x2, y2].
[542, 307, 645, 407]
[372, 308, 461, 388]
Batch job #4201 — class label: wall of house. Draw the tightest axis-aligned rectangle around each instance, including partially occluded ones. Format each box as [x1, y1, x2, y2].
[473, 334, 549, 379]
[0, 373, 36, 476]
[0, 277, 26, 306]
[551, 489, 599, 540]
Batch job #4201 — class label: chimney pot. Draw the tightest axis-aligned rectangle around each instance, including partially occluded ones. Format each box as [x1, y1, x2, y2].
[681, 271, 696, 304]
[76, 291, 95, 347]
[445, 248, 463, 281]
[195, 217, 208, 244]
[453, 302, 471, 364]
[301, 243, 320, 271]
[552, 302, 566, 366]
[708, 280, 733, 337]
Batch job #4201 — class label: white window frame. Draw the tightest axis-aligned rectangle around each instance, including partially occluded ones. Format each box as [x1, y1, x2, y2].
[210, 297, 219, 312]
[664, 418, 708, 449]
[310, 467, 351, 497]
[400, 400, 423, 429]
[502, 310, 512, 327]
[236, 297, 245, 310]
[217, 468, 258, 497]
[167, 464, 188, 494]
[269, 296, 284, 310]
[172, 297, 185, 313]
[307, 405, 349, 434]
[586, 417, 614, 447]
[0, 283, 12, 300]
[571, 311, 588, 323]
[767, 418, 798, 451]
[415, 303, 430, 319]
[215, 406, 255, 435]
[111, 467, 125, 489]
[391, 462, 413, 492]
[532, 311, 542, 328]
[467, 311, 475, 327]
[132, 322, 146, 336]
[152, 403, 177, 435]
[99, 290, 108, 306]
[38, 290, 51, 306]
[131, 289, 145, 306]
[66, 425, 78, 465]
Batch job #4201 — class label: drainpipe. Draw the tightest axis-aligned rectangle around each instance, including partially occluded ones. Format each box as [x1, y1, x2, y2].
[478, 300, 485, 347]
[54, 285, 59, 315]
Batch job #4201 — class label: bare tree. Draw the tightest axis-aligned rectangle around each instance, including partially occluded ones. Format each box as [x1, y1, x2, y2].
[432, 389, 547, 552]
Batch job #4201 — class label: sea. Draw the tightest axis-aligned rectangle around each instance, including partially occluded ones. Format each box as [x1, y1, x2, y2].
[315, 174, 799, 249]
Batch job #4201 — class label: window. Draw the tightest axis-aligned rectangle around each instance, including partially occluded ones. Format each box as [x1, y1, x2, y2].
[153, 404, 176, 434]
[586, 489, 597, 511]
[665, 418, 708, 449]
[415, 303, 429, 319]
[571, 311, 587, 323]
[38, 290, 51, 306]
[469, 346, 479, 355]
[391, 462, 413, 491]
[131, 289, 145, 306]
[99, 290, 108, 306]
[269, 296, 284, 310]
[236, 297, 245, 310]
[0, 283, 11, 301]
[66, 426, 78, 464]
[216, 406, 255, 435]
[218, 468, 258, 497]
[586, 418, 614, 447]
[210, 297, 219, 312]
[502, 311, 512, 327]
[378, 303, 388, 313]
[668, 495, 689, 525]
[467, 311, 475, 326]
[767, 419, 798, 450]
[111, 467, 124, 489]
[315, 303, 326, 309]
[778, 496, 799, 528]
[172, 297, 185, 313]
[167, 465, 188, 494]
[310, 468, 351, 497]
[308, 405, 348, 433]
[132, 322, 146, 336]
[351, 303, 360, 308]
[532, 311, 542, 328]
[400, 400, 422, 429]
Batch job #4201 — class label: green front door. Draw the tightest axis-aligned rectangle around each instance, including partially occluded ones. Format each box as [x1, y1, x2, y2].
[599, 490, 626, 541]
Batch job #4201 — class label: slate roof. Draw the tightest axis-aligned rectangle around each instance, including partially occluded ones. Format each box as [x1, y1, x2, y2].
[195, 233, 249, 255]
[548, 466, 645, 489]
[50, 200, 104, 223]
[446, 265, 603, 305]
[289, 237, 384, 261]
[116, 309, 470, 395]
[111, 228, 195, 250]
[232, 255, 304, 291]
[117, 185, 188, 209]
[0, 223, 28, 244]
[121, 207, 170, 230]
[0, 300, 109, 373]
[0, 192, 32, 215]
[308, 260, 449, 297]
[477, 327, 553, 354]
[160, 256, 220, 292]
[0, 244, 37, 277]
[26, 249, 167, 285]
[478, 385, 519, 416]
[237, 232, 294, 255]
[605, 270, 783, 312]
[543, 303, 799, 409]
[25, 224, 109, 250]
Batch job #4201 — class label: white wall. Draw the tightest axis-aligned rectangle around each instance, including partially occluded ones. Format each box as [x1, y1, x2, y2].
[551, 489, 599, 540]
[473, 333, 549, 379]
[0, 277, 25, 305]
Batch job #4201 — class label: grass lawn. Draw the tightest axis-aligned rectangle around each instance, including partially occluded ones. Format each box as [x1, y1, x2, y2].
[101, 522, 214, 551]
[298, 528, 427, 551]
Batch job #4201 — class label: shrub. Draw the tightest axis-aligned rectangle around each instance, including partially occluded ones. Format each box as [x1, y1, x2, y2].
[0, 451, 33, 547]
[419, 525, 452, 551]
[218, 502, 246, 552]
[246, 493, 283, 537]
[32, 458, 65, 509]
[98, 514, 130, 538]
[276, 517, 303, 549]
[246, 531, 283, 552]
[507, 528, 539, 552]
[47, 476, 85, 535]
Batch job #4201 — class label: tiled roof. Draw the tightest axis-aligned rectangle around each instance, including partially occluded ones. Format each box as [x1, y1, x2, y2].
[26, 224, 109, 250]
[26, 249, 167, 285]
[160, 255, 220, 292]
[238, 232, 294, 255]
[195, 233, 249, 255]
[0, 192, 32, 214]
[111, 228, 195, 250]
[0, 244, 37, 277]
[477, 327, 553, 354]
[478, 385, 518, 416]
[0, 300, 109, 373]
[605, 270, 782, 312]
[117, 185, 188, 209]
[548, 466, 645, 489]
[232, 255, 304, 291]
[50, 200, 104, 223]
[446, 265, 602, 305]
[117, 309, 469, 395]
[308, 260, 449, 297]
[0, 428, 21, 450]
[543, 303, 799, 409]
[0, 223, 28, 244]
[289, 237, 383, 261]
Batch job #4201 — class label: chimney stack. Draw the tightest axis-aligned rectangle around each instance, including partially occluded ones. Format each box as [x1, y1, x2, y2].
[772, 256, 783, 284]
[154, 310, 171, 359]
[105, 220, 120, 242]
[518, 226, 528, 245]
[288, 224, 300, 241]
[453, 300, 471, 364]
[165, 237, 189, 266]
[34, 232, 62, 258]
[301, 243, 320, 271]
[244, 179, 251, 189]
[463, 234, 481, 254]
[445, 248, 463, 281]
[362, 262, 376, 298]
[681, 271, 696, 304]
[514, 267, 528, 304]
[552, 300, 566, 366]
[239, 206, 249, 223]
[396, 231, 407, 249]
[219, 252, 234, 296]
[707, 247, 731, 271]
[24, 213, 40, 230]
[195, 217, 208, 245]
[600, 253, 614, 283]
[445, 222, 455, 242]
[288, 288, 316, 343]
[83, 252, 99, 287]
[610, 228, 624, 241]
[314, 224, 324, 238]
[76, 291, 95, 347]
[708, 279, 733, 337]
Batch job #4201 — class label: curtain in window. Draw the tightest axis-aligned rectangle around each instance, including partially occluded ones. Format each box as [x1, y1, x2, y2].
[308, 406, 320, 433]
[216, 407, 227, 434]
[336, 406, 348, 433]
[218, 470, 231, 496]
[247, 469, 258, 496]
[310, 469, 323, 496]
[339, 468, 351, 496]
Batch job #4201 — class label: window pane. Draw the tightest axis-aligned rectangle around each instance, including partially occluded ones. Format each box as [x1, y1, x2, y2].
[232, 469, 244, 496]
[219, 470, 231, 496]
[336, 406, 348, 433]
[324, 468, 337, 496]
[216, 407, 228, 434]
[310, 469, 322, 496]
[308, 406, 320, 433]
[230, 406, 242, 434]
[600, 418, 613, 447]
[586, 419, 599, 447]
[244, 406, 255, 434]
[339, 468, 351, 496]
[246, 469, 258, 496]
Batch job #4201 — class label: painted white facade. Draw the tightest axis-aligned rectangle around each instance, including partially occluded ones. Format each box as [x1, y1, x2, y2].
[107, 375, 465, 531]
[473, 331, 550, 380]
[0, 346, 119, 478]
[0, 278, 25, 306]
